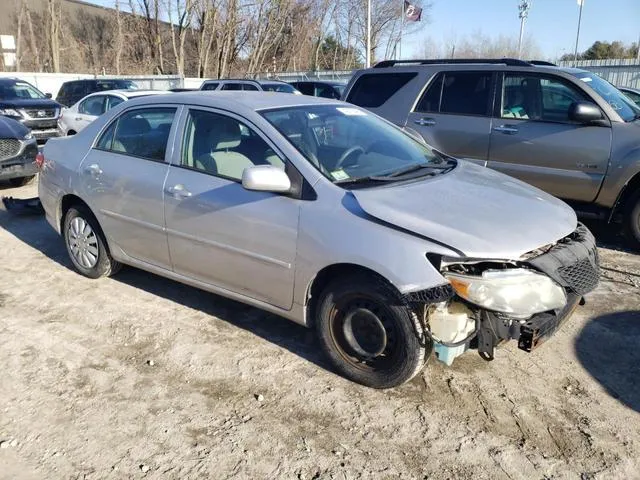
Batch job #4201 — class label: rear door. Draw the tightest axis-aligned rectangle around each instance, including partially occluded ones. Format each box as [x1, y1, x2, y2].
[406, 71, 496, 166]
[78, 106, 178, 268]
[487, 72, 611, 202]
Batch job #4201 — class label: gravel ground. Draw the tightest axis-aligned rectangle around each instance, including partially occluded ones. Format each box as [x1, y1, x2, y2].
[1, 180, 639, 480]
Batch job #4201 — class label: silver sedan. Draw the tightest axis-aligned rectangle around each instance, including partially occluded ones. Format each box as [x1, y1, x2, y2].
[38, 92, 598, 388]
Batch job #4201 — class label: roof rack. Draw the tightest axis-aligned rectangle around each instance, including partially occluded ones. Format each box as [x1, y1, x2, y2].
[528, 60, 557, 66]
[373, 58, 533, 68]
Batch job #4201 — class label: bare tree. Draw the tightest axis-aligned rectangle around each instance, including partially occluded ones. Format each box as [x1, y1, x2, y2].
[166, 0, 195, 76]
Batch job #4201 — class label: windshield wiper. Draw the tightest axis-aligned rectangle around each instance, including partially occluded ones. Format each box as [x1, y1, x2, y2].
[383, 162, 450, 178]
[334, 175, 401, 186]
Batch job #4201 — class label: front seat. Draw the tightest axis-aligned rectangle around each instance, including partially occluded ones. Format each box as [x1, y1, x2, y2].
[196, 117, 254, 179]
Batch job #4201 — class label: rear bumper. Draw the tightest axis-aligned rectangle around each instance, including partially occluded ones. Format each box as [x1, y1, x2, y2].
[0, 140, 38, 180]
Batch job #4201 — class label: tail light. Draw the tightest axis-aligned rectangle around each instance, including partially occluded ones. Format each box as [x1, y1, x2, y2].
[35, 152, 45, 169]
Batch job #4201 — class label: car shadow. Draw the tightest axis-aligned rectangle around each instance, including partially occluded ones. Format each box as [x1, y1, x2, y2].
[574, 311, 640, 413]
[582, 219, 638, 254]
[0, 210, 331, 374]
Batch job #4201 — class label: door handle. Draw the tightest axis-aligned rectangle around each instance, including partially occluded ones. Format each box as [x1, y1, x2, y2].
[493, 125, 519, 134]
[83, 164, 102, 177]
[165, 184, 192, 199]
[414, 117, 436, 127]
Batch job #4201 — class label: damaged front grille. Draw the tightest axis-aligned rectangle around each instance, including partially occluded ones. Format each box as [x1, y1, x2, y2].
[527, 223, 599, 296]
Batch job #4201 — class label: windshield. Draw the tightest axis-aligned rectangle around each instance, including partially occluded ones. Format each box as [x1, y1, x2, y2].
[262, 105, 450, 186]
[0, 81, 47, 100]
[571, 71, 640, 122]
[261, 83, 298, 94]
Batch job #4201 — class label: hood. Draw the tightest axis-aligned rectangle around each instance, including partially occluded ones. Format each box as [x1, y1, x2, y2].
[0, 98, 60, 110]
[351, 161, 577, 259]
[0, 115, 29, 139]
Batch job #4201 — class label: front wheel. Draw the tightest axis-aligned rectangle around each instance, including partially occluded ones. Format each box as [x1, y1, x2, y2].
[626, 192, 640, 250]
[63, 206, 121, 278]
[315, 275, 430, 389]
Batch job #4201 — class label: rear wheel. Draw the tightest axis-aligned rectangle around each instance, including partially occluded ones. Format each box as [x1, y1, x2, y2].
[626, 192, 640, 250]
[9, 175, 35, 187]
[63, 206, 121, 278]
[315, 275, 430, 389]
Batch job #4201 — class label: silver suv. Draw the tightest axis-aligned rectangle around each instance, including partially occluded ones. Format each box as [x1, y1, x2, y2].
[39, 93, 599, 388]
[343, 59, 640, 248]
[200, 79, 301, 94]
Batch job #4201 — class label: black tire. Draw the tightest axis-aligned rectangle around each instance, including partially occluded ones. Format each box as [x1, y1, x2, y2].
[9, 175, 36, 187]
[315, 275, 431, 389]
[63, 206, 121, 278]
[626, 192, 640, 250]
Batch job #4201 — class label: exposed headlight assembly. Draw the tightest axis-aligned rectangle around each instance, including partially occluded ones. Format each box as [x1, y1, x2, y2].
[443, 268, 566, 318]
[0, 108, 22, 117]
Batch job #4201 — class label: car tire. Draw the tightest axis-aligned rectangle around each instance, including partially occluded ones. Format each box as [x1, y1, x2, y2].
[9, 175, 36, 187]
[315, 274, 430, 389]
[626, 191, 640, 250]
[63, 206, 121, 279]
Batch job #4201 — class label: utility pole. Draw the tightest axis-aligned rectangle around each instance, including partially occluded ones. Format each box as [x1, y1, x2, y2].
[517, 1, 532, 59]
[573, 0, 584, 66]
[366, 0, 372, 67]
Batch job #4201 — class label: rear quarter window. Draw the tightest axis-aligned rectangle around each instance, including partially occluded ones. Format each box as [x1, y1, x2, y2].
[346, 72, 417, 108]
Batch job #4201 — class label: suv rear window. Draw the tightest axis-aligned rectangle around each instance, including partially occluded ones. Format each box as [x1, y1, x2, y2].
[417, 71, 493, 116]
[346, 73, 417, 108]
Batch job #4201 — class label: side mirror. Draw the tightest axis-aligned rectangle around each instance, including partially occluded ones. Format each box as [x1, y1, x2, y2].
[569, 102, 603, 124]
[242, 165, 291, 193]
[45, 93, 52, 99]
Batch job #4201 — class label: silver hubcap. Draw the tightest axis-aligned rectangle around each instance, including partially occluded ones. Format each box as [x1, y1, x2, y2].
[67, 216, 99, 269]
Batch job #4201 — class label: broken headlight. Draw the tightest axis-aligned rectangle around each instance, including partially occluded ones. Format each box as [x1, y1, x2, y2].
[443, 268, 566, 318]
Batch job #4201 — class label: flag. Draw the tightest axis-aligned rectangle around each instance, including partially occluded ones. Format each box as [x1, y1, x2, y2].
[404, 1, 422, 22]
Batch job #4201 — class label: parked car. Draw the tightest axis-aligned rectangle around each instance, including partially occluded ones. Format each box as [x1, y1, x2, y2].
[39, 92, 599, 388]
[618, 86, 640, 107]
[0, 78, 62, 143]
[200, 79, 301, 94]
[289, 80, 346, 99]
[343, 58, 640, 248]
[0, 115, 39, 187]
[56, 79, 138, 107]
[58, 90, 168, 135]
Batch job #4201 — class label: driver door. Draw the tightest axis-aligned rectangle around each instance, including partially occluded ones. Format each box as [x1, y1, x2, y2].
[164, 107, 300, 309]
[487, 72, 611, 202]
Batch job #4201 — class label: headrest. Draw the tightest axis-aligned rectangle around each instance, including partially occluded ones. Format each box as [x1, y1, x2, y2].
[210, 117, 241, 150]
[121, 116, 151, 135]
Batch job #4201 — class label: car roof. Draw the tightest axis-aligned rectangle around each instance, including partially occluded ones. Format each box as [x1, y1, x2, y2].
[83, 89, 166, 99]
[126, 91, 341, 111]
[0, 78, 33, 85]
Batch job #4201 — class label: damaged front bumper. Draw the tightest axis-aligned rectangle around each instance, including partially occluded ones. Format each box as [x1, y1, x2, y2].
[412, 224, 599, 365]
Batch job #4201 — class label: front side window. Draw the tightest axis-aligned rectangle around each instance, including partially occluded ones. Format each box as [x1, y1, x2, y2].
[262, 105, 451, 187]
[106, 95, 125, 111]
[201, 82, 219, 91]
[97, 108, 176, 161]
[261, 83, 296, 93]
[243, 83, 260, 91]
[346, 73, 417, 108]
[181, 109, 284, 181]
[502, 74, 591, 122]
[570, 71, 640, 122]
[79, 95, 106, 116]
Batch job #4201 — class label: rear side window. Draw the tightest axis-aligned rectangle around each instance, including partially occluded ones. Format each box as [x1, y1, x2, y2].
[346, 73, 417, 108]
[221, 83, 244, 91]
[243, 84, 260, 91]
[417, 71, 493, 116]
[96, 108, 176, 161]
[201, 82, 219, 91]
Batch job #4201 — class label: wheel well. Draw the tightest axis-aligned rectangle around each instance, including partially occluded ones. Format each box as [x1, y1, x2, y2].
[60, 194, 91, 230]
[613, 173, 640, 220]
[305, 263, 393, 326]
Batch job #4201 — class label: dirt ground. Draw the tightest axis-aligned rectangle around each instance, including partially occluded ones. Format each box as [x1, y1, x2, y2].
[0, 180, 639, 480]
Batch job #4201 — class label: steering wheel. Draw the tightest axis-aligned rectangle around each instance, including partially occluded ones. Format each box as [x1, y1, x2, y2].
[335, 146, 365, 169]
